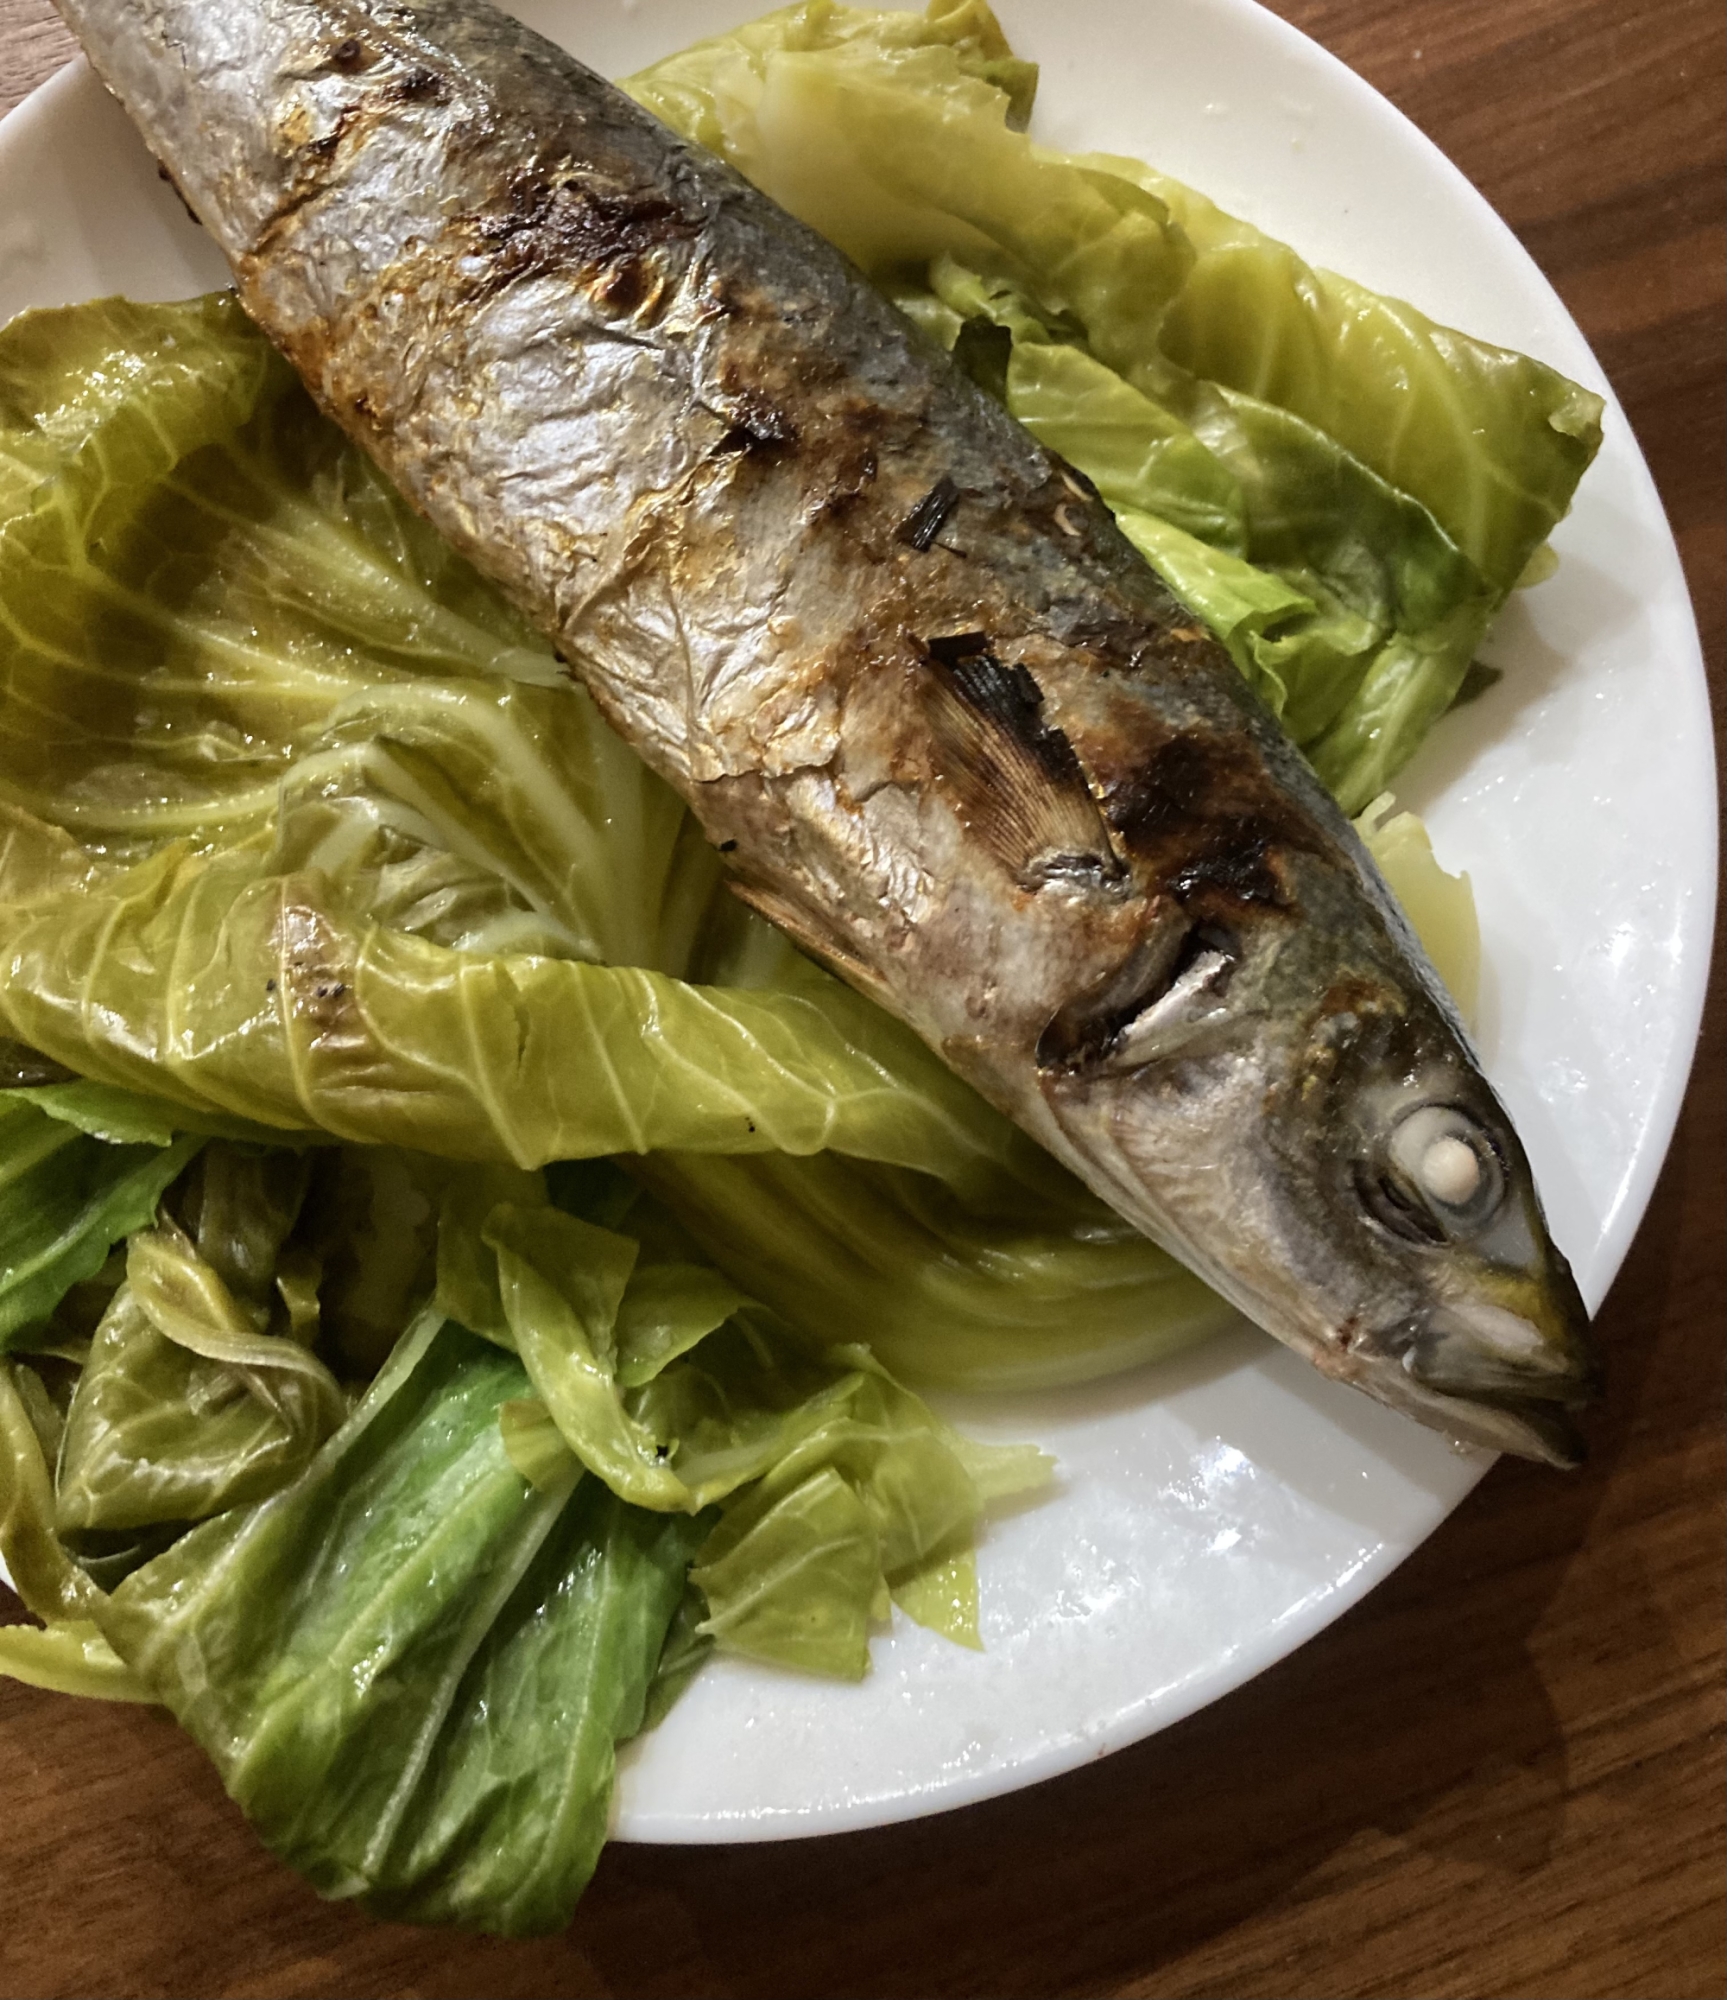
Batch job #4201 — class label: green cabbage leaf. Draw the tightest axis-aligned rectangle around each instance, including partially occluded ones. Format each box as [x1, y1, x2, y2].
[54, 1221, 347, 1536]
[435, 1179, 1053, 1669]
[74, 1272, 1041, 1925]
[97, 1311, 704, 1935]
[0, 1614, 155, 1702]
[634, 1147, 1231, 1391]
[0, 1346, 154, 1700]
[0, 1095, 198, 1349]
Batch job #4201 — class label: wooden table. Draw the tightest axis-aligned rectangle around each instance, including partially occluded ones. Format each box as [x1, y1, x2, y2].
[0, 2, 1720, 1994]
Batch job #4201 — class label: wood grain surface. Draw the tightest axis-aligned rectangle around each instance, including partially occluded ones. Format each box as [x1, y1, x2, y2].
[1, 2, 1721, 1995]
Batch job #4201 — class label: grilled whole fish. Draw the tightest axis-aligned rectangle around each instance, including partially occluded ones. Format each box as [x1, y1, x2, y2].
[53, 0, 1599, 1463]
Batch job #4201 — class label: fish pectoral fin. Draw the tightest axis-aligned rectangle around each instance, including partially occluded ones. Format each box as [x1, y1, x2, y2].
[922, 641, 1121, 890]
[726, 879, 895, 1004]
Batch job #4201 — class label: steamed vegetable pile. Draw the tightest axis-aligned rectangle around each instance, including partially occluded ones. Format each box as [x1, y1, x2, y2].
[0, 0, 1599, 1936]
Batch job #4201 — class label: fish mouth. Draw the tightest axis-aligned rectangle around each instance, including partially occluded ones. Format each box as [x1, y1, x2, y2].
[1370, 1260, 1600, 1468]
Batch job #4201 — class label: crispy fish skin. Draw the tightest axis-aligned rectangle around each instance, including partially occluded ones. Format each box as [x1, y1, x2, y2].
[54, 0, 1598, 1462]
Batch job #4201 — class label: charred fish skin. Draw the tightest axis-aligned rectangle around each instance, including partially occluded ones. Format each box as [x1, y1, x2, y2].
[54, 0, 1599, 1463]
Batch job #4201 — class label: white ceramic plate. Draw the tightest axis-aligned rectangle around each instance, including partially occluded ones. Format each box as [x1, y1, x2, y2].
[0, 0, 1713, 1845]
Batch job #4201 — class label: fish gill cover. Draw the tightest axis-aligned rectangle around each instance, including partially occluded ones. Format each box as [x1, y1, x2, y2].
[0, 0, 1596, 1934]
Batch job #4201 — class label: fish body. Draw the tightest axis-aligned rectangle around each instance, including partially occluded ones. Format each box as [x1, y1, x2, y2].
[52, 0, 1598, 1462]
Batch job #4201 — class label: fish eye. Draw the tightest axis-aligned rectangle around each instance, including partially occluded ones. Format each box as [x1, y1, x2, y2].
[1362, 1104, 1506, 1243]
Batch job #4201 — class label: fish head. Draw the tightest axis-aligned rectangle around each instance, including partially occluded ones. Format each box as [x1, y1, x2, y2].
[1033, 871, 1599, 1467]
[1282, 988, 1599, 1467]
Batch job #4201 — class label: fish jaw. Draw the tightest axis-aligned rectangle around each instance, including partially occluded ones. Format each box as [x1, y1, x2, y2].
[1363, 1263, 1597, 1469]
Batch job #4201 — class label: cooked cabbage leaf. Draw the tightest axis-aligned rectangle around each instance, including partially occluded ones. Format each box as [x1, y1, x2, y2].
[0, 1094, 198, 1349]
[1, 1358, 103, 1622]
[1357, 794, 1480, 1021]
[485, 1203, 689, 1509]
[1124, 161, 1604, 594]
[0, 819, 1027, 1183]
[692, 1461, 882, 1678]
[0, 1615, 154, 1703]
[431, 1173, 1053, 1677]
[0, 292, 274, 560]
[634, 1147, 1233, 1390]
[633, 0, 1038, 154]
[98, 1311, 704, 1935]
[0, 295, 554, 858]
[55, 1224, 346, 1535]
[641, 1325, 1051, 1676]
[442, 1191, 1050, 1558]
